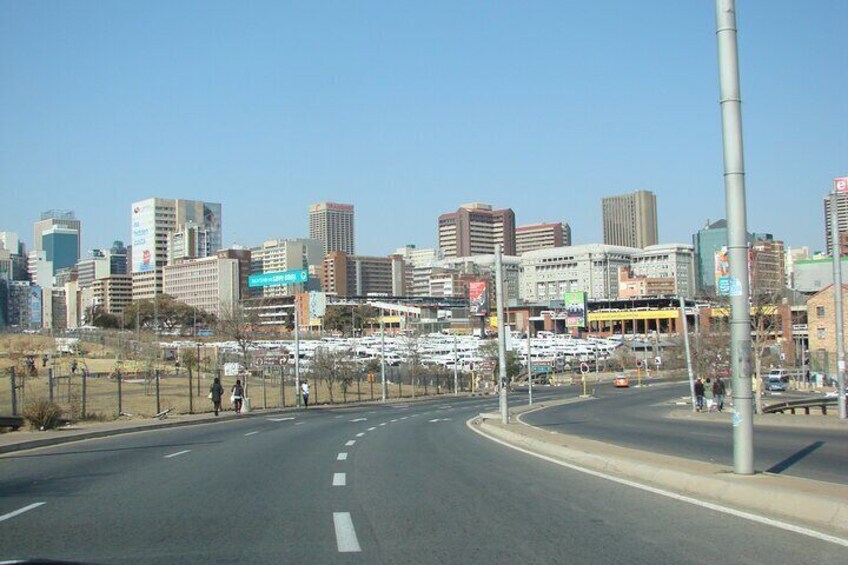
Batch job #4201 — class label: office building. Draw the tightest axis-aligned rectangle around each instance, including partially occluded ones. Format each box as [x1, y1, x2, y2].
[750, 236, 786, 294]
[90, 275, 134, 317]
[629, 244, 696, 299]
[824, 191, 848, 255]
[309, 202, 355, 255]
[163, 256, 238, 318]
[0, 232, 29, 281]
[168, 222, 215, 264]
[131, 198, 222, 300]
[440, 254, 521, 302]
[438, 203, 516, 258]
[515, 222, 571, 255]
[784, 247, 810, 289]
[692, 219, 730, 296]
[250, 238, 322, 297]
[520, 244, 640, 301]
[217, 248, 252, 300]
[2, 281, 42, 329]
[322, 252, 405, 297]
[33, 210, 81, 258]
[75, 257, 110, 289]
[602, 190, 658, 249]
[41, 226, 80, 275]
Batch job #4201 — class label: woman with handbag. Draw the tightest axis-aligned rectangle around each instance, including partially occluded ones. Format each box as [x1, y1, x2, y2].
[231, 379, 244, 414]
[209, 377, 224, 416]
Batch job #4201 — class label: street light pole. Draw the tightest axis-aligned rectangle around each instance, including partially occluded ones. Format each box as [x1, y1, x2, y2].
[295, 304, 301, 408]
[829, 185, 847, 420]
[380, 312, 387, 402]
[453, 333, 459, 396]
[680, 298, 697, 412]
[716, 0, 754, 474]
[527, 318, 533, 406]
[495, 244, 509, 424]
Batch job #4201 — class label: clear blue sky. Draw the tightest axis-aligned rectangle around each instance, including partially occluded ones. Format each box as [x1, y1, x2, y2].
[1, 1, 846, 256]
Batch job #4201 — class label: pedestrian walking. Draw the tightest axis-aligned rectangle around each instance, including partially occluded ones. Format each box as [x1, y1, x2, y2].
[704, 378, 715, 412]
[694, 378, 705, 412]
[71, 360, 78, 375]
[713, 377, 727, 412]
[210, 377, 224, 416]
[231, 379, 244, 414]
[301, 381, 310, 408]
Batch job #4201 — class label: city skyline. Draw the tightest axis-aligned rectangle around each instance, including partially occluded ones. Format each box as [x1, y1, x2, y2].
[1, 2, 845, 256]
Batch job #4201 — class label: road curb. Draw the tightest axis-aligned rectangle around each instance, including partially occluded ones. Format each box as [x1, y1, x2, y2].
[471, 412, 848, 541]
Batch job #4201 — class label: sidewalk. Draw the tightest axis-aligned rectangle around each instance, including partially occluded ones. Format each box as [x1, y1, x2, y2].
[471, 398, 848, 540]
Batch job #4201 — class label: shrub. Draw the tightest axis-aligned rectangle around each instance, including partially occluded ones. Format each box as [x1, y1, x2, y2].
[22, 400, 65, 431]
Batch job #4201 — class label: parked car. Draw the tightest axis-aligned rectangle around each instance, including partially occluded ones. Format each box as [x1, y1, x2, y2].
[613, 375, 630, 388]
[763, 375, 786, 392]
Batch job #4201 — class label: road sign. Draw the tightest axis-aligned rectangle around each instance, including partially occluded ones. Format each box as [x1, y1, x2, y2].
[248, 269, 308, 288]
[253, 354, 288, 367]
[579, 362, 590, 374]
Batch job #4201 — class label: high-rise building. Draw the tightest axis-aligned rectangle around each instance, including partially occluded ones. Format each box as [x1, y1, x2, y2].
[33, 210, 81, 258]
[131, 198, 222, 300]
[0, 232, 28, 281]
[163, 256, 239, 318]
[309, 202, 355, 255]
[168, 222, 215, 264]
[321, 252, 405, 297]
[823, 192, 848, 255]
[750, 236, 786, 294]
[629, 243, 696, 299]
[217, 248, 252, 300]
[42, 226, 80, 274]
[438, 202, 516, 258]
[515, 222, 572, 255]
[692, 219, 729, 296]
[602, 190, 658, 249]
[250, 238, 322, 297]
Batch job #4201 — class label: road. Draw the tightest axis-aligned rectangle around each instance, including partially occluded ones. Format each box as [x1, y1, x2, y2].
[0, 391, 845, 563]
[521, 381, 848, 486]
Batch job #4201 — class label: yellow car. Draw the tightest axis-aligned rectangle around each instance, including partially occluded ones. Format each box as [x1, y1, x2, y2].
[614, 375, 630, 388]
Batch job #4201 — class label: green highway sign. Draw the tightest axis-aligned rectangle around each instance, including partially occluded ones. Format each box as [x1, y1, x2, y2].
[248, 269, 308, 288]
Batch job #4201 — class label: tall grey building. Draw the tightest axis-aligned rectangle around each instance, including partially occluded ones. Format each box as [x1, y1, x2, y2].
[823, 191, 848, 256]
[602, 190, 658, 249]
[309, 202, 355, 256]
[33, 210, 81, 258]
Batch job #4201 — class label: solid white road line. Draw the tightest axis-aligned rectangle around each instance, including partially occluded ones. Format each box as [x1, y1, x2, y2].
[466, 417, 848, 548]
[367, 426, 376, 431]
[0, 502, 45, 523]
[333, 512, 362, 553]
[337, 452, 348, 461]
[244, 431, 259, 436]
[333, 473, 347, 486]
[345, 440, 356, 446]
[356, 432, 365, 437]
[164, 450, 191, 459]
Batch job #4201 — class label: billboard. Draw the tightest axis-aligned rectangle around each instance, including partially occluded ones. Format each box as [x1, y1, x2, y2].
[131, 199, 156, 273]
[835, 177, 848, 193]
[29, 286, 42, 327]
[563, 291, 587, 328]
[248, 269, 308, 288]
[468, 280, 488, 316]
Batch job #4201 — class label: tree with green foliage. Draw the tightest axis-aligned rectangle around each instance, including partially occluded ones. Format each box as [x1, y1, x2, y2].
[478, 339, 523, 380]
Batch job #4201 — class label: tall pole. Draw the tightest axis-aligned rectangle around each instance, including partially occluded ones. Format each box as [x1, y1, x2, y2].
[716, 0, 753, 474]
[453, 333, 459, 396]
[380, 313, 387, 402]
[680, 298, 697, 411]
[829, 187, 847, 419]
[495, 244, 509, 424]
[527, 318, 533, 406]
[295, 305, 301, 408]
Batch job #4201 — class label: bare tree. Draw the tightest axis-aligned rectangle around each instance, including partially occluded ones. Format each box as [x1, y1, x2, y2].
[216, 302, 260, 392]
[309, 347, 355, 404]
[750, 289, 785, 413]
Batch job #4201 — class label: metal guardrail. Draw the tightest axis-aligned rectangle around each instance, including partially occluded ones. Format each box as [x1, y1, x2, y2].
[762, 397, 844, 415]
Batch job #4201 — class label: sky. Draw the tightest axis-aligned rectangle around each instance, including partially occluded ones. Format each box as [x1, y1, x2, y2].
[1, 1, 846, 257]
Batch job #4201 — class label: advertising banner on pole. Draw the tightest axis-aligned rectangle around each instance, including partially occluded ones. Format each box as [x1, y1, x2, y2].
[563, 291, 587, 328]
[469, 280, 488, 317]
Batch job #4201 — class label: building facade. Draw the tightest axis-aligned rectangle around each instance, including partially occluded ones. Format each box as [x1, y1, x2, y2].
[309, 202, 355, 255]
[33, 210, 81, 258]
[250, 238, 322, 297]
[321, 252, 405, 297]
[438, 203, 516, 258]
[823, 191, 848, 256]
[602, 190, 657, 249]
[629, 243, 696, 299]
[90, 275, 133, 317]
[162, 256, 238, 318]
[515, 222, 572, 255]
[520, 244, 640, 301]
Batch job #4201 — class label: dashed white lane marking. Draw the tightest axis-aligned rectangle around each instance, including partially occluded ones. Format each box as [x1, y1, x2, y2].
[390, 419, 398, 423]
[400, 416, 409, 420]
[467, 418, 848, 549]
[345, 440, 356, 446]
[333, 512, 362, 553]
[164, 450, 191, 459]
[356, 432, 365, 437]
[337, 452, 348, 461]
[333, 473, 347, 486]
[0, 502, 46, 523]
[367, 426, 376, 431]
[244, 431, 259, 436]
[335, 415, 343, 419]
[350, 418, 367, 422]
[428, 418, 451, 423]
[267, 417, 295, 422]
[379, 422, 387, 426]
[295, 422, 305, 426]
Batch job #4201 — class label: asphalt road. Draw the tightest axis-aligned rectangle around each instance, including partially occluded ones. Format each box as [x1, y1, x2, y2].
[522, 381, 848, 485]
[1, 391, 845, 563]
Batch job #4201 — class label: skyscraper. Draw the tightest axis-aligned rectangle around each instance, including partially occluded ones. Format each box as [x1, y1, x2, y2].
[309, 202, 355, 256]
[438, 202, 516, 258]
[131, 198, 222, 300]
[823, 191, 848, 256]
[602, 190, 658, 249]
[33, 210, 81, 258]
